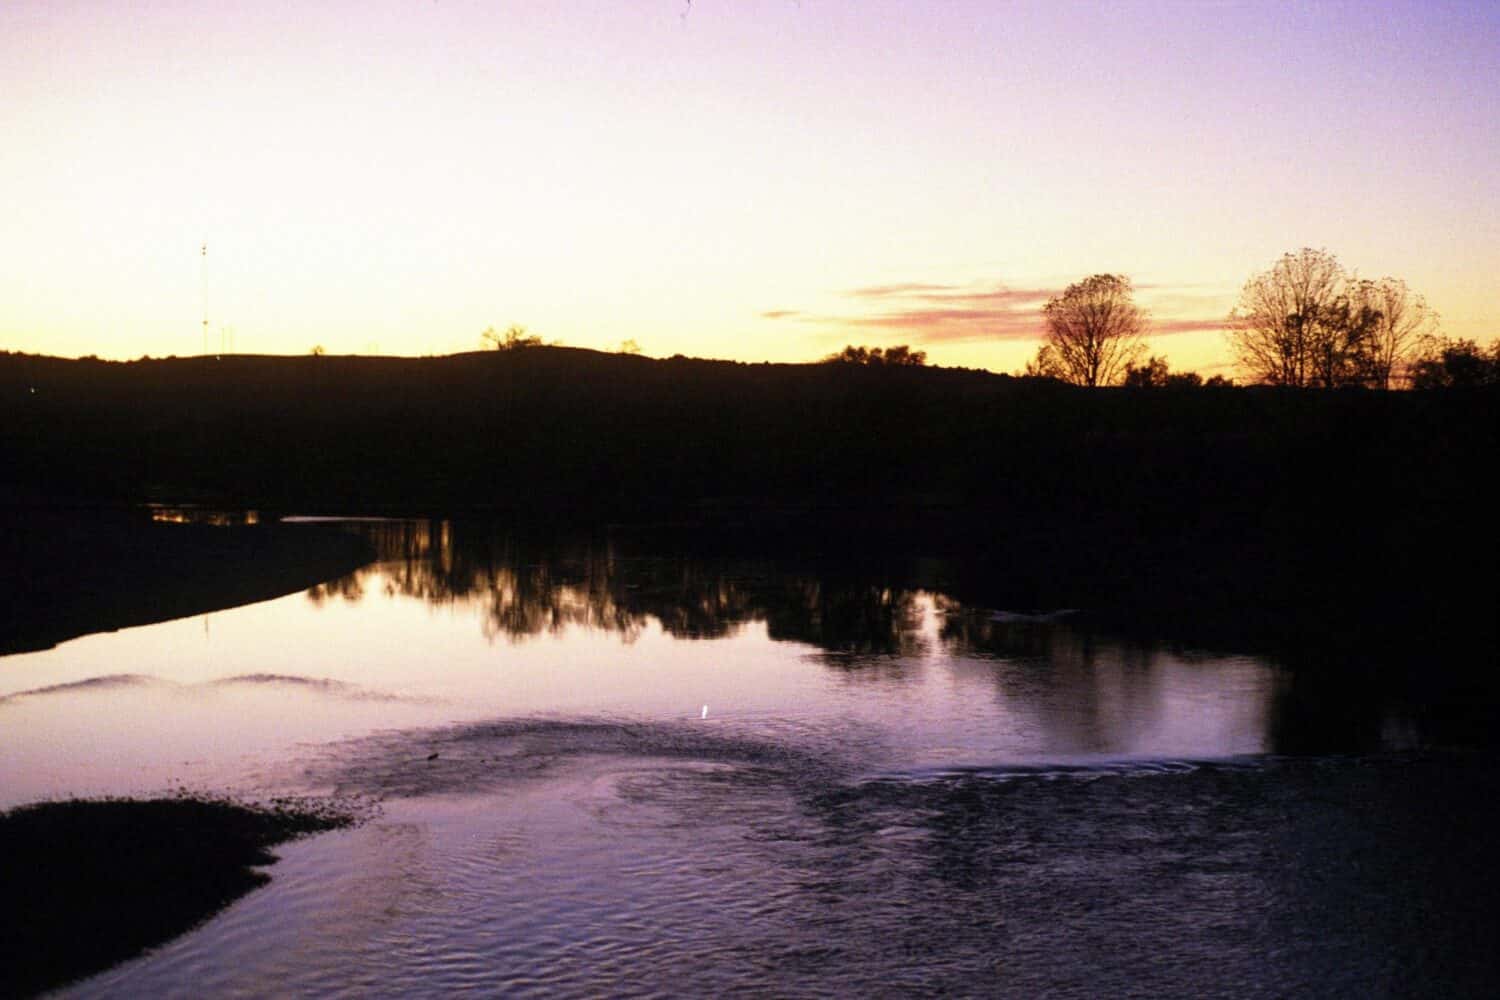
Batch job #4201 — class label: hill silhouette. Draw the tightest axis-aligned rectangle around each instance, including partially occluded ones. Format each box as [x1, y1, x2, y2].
[2, 346, 1494, 683]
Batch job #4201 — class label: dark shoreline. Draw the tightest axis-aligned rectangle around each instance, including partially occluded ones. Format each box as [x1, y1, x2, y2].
[2, 344, 1494, 696]
[0, 509, 374, 657]
[0, 796, 356, 998]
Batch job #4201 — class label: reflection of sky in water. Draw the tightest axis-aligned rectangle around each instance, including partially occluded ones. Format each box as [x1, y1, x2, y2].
[13, 521, 1489, 1000]
[1, 550, 1273, 809]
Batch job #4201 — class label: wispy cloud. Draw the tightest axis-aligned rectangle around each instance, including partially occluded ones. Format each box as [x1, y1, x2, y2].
[1139, 288, 1237, 337]
[842, 303, 1048, 342]
[847, 282, 965, 299]
[762, 279, 1233, 345]
[1151, 318, 1234, 335]
[762, 281, 1055, 344]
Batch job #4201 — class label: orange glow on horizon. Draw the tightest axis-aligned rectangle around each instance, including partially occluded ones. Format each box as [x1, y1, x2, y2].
[2, 2, 1495, 375]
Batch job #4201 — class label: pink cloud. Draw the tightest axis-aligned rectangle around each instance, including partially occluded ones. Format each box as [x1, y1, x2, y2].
[762, 278, 1232, 346]
[846, 282, 964, 298]
[843, 306, 1045, 342]
[1151, 318, 1234, 335]
[830, 282, 1057, 342]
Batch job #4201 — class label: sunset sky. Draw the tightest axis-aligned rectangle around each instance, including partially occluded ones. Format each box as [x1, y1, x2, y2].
[3, 1, 1496, 374]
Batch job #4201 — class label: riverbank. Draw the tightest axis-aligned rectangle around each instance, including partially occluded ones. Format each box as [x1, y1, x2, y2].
[0, 509, 374, 655]
[44, 742, 1500, 999]
[3, 502, 1496, 995]
[0, 796, 356, 997]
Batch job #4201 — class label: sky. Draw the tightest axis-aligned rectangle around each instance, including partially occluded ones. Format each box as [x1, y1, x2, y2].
[3, 0, 1497, 374]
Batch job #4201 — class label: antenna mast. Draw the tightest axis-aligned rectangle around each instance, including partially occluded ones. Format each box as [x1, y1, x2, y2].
[201, 242, 208, 355]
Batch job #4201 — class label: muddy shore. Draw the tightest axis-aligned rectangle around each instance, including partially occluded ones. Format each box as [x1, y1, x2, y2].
[0, 796, 354, 997]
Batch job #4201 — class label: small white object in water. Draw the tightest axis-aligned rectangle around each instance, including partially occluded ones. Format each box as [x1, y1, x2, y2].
[701, 704, 708, 719]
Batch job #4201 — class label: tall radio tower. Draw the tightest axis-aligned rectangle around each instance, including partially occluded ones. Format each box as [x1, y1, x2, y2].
[200, 242, 208, 355]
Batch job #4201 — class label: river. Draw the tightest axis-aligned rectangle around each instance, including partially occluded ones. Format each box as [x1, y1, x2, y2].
[3, 515, 1495, 997]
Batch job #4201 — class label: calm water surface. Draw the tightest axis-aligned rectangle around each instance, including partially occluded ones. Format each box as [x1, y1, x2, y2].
[4, 518, 1495, 997]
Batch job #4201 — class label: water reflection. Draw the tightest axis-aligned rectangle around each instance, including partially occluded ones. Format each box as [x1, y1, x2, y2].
[7, 515, 1492, 995]
[312, 520, 943, 656]
[297, 520, 1267, 753]
[2, 512, 1465, 819]
[146, 505, 261, 526]
[294, 518, 1461, 757]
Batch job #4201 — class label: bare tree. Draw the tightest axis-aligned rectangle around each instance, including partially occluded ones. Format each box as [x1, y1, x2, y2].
[1229, 250, 1440, 388]
[1029, 274, 1147, 387]
[481, 324, 542, 351]
[1022, 344, 1060, 379]
[1347, 277, 1438, 389]
[1227, 249, 1350, 387]
[1312, 292, 1383, 388]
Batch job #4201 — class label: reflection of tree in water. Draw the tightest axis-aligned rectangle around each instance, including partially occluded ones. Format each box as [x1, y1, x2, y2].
[765, 580, 929, 662]
[615, 560, 762, 640]
[305, 573, 365, 606]
[479, 557, 647, 643]
[941, 611, 1169, 755]
[306, 520, 938, 657]
[301, 520, 1445, 755]
[309, 521, 649, 642]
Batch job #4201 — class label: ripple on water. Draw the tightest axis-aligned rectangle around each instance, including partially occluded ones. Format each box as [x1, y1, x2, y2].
[70, 720, 1500, 999]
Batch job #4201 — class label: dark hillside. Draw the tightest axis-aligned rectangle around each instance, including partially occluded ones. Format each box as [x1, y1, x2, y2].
[1, 345, 1491, 534]
[1, 349, 1025, 511]
[2, 348, 1495, 676]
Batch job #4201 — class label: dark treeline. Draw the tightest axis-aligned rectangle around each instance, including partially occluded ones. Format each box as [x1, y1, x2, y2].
[4, 346, 1493, 516]
[1, 347, 1495, 683]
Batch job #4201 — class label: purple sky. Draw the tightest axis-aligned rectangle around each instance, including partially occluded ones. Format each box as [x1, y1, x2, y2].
[2, 1, 1496, 371]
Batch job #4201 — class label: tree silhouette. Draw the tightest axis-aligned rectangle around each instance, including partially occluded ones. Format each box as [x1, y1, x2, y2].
[1227, 249, 1347, 387]
[1122, 355, 1202, 388]
[1347, 277, 1438, 388]
[481, 325, 542, 351]
[1408, 336, 1500, 388]
[1226, 249, 1433, 388]
[1027, 275, 1147, 387]
[822, 344, 927, 367]
[1230, 248, 1440, 389]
